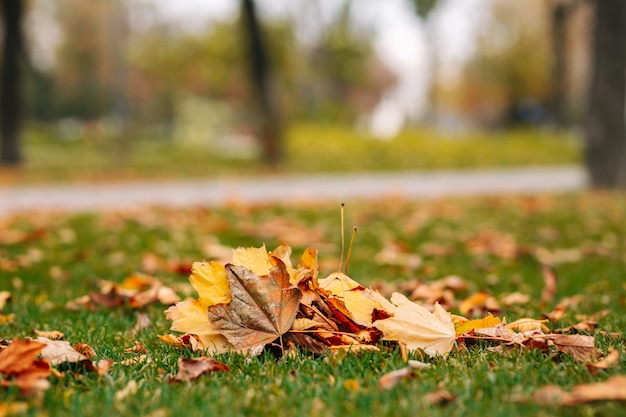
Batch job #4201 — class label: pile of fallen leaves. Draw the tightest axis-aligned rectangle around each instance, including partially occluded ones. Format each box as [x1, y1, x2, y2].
[161, 245, 619, 363]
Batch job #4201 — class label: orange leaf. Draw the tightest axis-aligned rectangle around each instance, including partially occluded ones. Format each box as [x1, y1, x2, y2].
[207, 257, 302, 352]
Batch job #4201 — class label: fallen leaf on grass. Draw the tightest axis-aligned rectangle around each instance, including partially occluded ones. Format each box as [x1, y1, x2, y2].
[533, 376, 626, 405]
[37, 337, 89, 366]
[207, 258, 302, 352]
[114, 380, 139, 402]
[378, 360, 432, 390]
[124, 341, 147, 354]
[586, 349, 620, 374]
[378, 367, 413, 390]
[0, 339, 50, 395]
[169, 357, 229, 382]
[130, 313, 152, 336]
[459, 292, 500, 317]
[373, 293, 455, 357]
[454, 314, 501, 336]
[66, 274, 180, 311]
[0, 292, 11, 312]
[545, 334, 601, 362]
[33, 330, 64, 340]
[0, 402, 29, 416]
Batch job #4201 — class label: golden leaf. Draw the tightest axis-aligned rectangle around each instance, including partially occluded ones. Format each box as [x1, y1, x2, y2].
[232, 245, 270, 276]
[454, 314, 502, 336]
[318, 272, 393, 326]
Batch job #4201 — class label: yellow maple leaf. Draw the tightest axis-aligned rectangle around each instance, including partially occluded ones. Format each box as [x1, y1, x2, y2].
[232, 245, 270, 276]
[189, 261, 230, 306]
[165, 300, 230, 352]
[373, 293, 455, 357]
[454, 314, 502, 336]
[164, 260, 231, 352]
[318, 272, 393, 326]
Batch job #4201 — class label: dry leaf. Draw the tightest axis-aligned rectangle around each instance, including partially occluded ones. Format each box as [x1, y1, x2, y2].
[33, 330, 64, 340]
[546, 334, 601, 362]
[318, 272, 393, 326]
[170, 357, 229, 382]
[378, 367, 413, 390]
[459, 292, 500, 317]
[124, 341, 147, 354]
[0, 339, 51, 394]
[533, 376, 626, 405]
[507, 318, 550, 333]
[586, 349, 620, 374]
[164, 261, 232, 353]
[207, 257, 302, 352]
[72, 343, 96, 360]
[454, 314, 502, 336]
[36, 337, 89, 366]
[0, 292, 11, 312]
[373, 294, 455, 357]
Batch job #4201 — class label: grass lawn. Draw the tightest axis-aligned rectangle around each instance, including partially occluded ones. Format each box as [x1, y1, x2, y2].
[1, 192, 624, 416]
[1, 123, 581, 184]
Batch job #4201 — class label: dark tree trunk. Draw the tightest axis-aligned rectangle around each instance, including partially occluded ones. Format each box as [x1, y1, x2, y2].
[240, 0, 282, 169]
[1, 0, 24, 166]
[584, 0, 626, 188]
[549, 2, 568, 126]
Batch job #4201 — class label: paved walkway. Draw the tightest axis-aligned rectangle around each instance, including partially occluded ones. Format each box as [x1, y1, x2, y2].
[0, 166, 587, 217]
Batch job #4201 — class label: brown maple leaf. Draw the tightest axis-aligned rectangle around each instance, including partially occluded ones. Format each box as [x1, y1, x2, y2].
[207, 257, 302, 352]
[169, 357, 229, 382]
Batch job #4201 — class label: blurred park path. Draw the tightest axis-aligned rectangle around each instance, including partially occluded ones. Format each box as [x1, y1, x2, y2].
[0, 166, 586, 217]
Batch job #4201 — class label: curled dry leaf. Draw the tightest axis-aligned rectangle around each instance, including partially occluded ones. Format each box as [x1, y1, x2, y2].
[586, 349, 620, 374]
[170, 357, 229, 382]
[33, 330, 64, 340]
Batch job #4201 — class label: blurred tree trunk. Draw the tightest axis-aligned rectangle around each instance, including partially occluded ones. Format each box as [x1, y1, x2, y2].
[0, 0, 24, 166]
[584, 0, 626, 188]
[240, 0, 282, 169]
[549, 1, 568, 126]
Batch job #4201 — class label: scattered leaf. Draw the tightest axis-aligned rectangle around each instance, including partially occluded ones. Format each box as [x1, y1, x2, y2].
[0, 339, 51, 395]
[0, 292, 11, 312]
[33, 330, 64, 340]
[378, 367, 413, 390]
[169, 357, 229, 382]
[533, 376, 626, 405]
[586, 349, 620, 374]
[454, 314, 502, 336]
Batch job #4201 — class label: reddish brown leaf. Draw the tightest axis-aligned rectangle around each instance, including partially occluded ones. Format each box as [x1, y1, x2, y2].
[170, 357, 229, 382]
[207, 257, 302, 352]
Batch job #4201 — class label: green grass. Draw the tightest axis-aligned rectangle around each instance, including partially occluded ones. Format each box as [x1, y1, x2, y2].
[2, 123, 581, 184]
[1, 193, 625, 416]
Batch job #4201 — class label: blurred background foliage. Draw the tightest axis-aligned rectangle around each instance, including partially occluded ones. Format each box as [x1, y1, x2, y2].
[2, 0, 615, 182]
